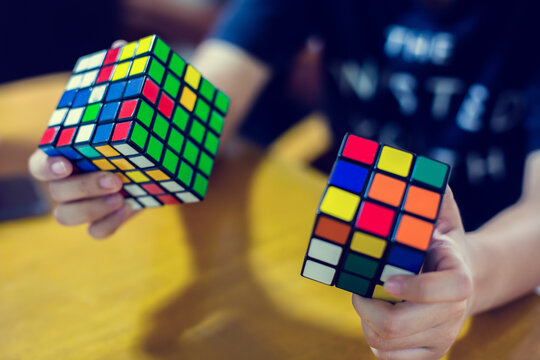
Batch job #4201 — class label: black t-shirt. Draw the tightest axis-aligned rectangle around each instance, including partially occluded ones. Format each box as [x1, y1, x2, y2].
[212, 0, 540, 230]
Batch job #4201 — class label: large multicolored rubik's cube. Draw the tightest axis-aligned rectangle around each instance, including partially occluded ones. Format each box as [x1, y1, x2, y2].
[301, 134, 450, 301]
[38, 35, 229, 209]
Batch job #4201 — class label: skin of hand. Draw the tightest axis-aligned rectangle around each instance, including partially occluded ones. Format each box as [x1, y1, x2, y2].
[28, 151, 138, 239]
[28, 40, 138, 239]
[352, 187, 474, 360]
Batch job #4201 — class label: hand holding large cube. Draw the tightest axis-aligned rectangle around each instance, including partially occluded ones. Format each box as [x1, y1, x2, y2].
[301, 134, 450, 302]
[38, 35, 229, 209]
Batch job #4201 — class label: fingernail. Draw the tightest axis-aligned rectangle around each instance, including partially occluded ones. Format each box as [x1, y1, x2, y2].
[384, 279, 402, 295]
[51, 161, 68, 175]
[99, 174, 120, 189]
[106, 194, 123, 207]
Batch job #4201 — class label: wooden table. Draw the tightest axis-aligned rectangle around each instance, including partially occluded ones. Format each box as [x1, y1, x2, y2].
[1, 74, 539, 360]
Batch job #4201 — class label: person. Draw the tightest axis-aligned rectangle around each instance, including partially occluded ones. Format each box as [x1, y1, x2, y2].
[28, 0, 540, 358]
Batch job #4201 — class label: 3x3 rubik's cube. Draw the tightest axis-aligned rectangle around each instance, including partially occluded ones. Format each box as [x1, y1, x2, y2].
[39, 35, 229, 209]
[301, 134, 450, 301]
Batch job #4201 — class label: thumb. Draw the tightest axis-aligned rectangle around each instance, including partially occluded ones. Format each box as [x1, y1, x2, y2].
[436, 186, 464, 234]
[384, 234, 472, 303]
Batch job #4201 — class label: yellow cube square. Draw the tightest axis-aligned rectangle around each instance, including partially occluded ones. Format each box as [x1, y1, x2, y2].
[350, 232, 386, 259]
[319, 186, 360, 222]
[112, 61, 131, 81]
[119, 41, 137, 61]
[135, 35, 154, 55]
[184, 65, 201, 90]
[129, 56, 149, 76]
[93, 159, 115, 171]
[95, 145, 120, 157]
[126, 171, 150, 183]
[377, 146, 413, 177]
[180, 87, 197, 111]
[146, 170, 170, 181]
[111, 158, 135, 171]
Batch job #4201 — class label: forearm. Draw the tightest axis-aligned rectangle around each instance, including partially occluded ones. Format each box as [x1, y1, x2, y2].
[191, 40, 271, 146]
[467, 151, 540, 314]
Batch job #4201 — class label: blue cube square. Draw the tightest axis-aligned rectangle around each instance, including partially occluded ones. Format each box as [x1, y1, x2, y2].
[105, 81, 127, 101]
[329, 160, 368, 193]
[99, 102, 120, 122]
[124, 76, 145, 98]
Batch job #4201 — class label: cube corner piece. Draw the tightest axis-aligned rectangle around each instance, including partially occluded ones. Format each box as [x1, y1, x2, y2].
[301, 133, 451, 301]
[38, 34, 230, 209]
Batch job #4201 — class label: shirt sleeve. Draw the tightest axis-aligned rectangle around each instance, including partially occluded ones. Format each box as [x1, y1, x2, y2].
[210, 0, 321, 70]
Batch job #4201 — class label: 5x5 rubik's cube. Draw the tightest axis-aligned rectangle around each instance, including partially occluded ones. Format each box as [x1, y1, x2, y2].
[38, 35, 229, 209]
[301, 134, 450, 302]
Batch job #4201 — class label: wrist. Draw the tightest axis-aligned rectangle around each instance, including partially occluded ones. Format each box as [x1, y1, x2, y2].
[463, 231, 491, 315]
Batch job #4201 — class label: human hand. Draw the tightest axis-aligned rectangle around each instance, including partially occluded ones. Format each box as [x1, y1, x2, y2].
[352, 188, 474, 359]
[28, 150, 138, 238]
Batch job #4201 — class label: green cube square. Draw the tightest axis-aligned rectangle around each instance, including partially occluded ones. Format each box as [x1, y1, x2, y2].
[336, 273, 369, 296]
[169, 53, 186, 78]
[182, 140, 199, 166]
[136, 100, 154, 127]
[189, 120, 205, 144]
[194, 98, 210, 122]
[76, 145, 101, 158]
[178, 161, 194, 186]
[343, 253, 378, 279]
[172, 106, 189, 132]
[147, 136, 164, 162]
[199, 78, 216, 102]
[204, 132, 219, 156]
[82, 104, 101, 122]
[198, 151, 214, 176]
[153, 37, 171, 64]
[209, 111, 224, 134]
[148, 58, 165, 84]
[411, 156, 449, 189]
[193, 173, 209, 197]
[163, 149, 179, 174]
[168, 128, 185, 154]
[214, 90, 229, 114]
[153, 114, 169, 141]
[163, 72, 180, 98]
[131, 123, 149, 149]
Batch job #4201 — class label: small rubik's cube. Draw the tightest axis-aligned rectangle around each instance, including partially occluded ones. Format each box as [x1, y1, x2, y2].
[301, 134, 450, 302]
[38, 35, 229, 209]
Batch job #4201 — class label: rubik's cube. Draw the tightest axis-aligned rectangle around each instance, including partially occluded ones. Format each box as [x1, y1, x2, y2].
[301, 134, 450, 301]
[38, 35, 229, 209]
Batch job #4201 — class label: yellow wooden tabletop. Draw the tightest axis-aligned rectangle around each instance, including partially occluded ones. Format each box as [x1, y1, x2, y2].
[0, 74, 539, 360]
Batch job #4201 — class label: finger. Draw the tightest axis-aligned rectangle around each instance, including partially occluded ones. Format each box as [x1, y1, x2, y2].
[111, 39, 128, 48]
[53, 194, 124, 226]
[354, 295, 461, 338]
[28, 150, 73, 181]
[384, 268, 472, 303]
[363, 320, 432, 352]
[437, 186, 464, 234]
[88, 205, 138, 239]
[49, 172, 122, 202]
[352, 294, 395, 328]
[370, 347, 433, 360]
